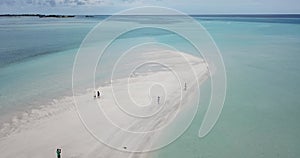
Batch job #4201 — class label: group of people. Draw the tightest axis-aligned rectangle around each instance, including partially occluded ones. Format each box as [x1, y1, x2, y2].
[92, 82, 187, 104]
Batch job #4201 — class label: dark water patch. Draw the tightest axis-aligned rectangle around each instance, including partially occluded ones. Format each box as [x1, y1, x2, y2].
[0, 43, 79, 68]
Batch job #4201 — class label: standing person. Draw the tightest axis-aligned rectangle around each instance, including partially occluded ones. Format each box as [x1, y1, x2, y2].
[184, 82, 187, 91]
[157, 96, 160, 104]
[97, 91, 100, 98]
[56, 148, 61, 158]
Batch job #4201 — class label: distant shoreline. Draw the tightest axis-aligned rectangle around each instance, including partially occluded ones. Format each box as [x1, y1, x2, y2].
[0, 14, 75, 18]
[0, 14, 300, 18]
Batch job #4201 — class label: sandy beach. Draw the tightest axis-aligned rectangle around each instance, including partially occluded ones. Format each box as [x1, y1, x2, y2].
[0, 50, 208, 158]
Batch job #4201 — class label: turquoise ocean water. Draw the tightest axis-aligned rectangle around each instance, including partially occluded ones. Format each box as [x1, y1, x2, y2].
[0, 15, 300, 157]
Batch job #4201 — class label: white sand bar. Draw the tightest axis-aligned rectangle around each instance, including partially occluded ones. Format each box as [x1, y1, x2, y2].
[0, 50, 209, 158]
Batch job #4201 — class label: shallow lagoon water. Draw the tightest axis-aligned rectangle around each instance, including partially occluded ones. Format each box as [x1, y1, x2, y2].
[0, 16, 299, 157]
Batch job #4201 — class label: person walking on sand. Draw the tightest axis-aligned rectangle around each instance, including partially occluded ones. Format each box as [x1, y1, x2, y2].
[157, 96, 160, 104]
[97, 90, 101, 98]
[56, 148, 61, 158]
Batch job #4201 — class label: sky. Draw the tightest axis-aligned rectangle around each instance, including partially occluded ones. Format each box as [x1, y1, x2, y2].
[0, 0, 299, 14]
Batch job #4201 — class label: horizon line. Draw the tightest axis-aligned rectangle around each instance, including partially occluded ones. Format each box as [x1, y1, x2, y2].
[1, 13, 300, 16]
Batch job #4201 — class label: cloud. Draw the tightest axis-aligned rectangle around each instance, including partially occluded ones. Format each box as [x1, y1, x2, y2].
[0, 0, 164, 7]
[0, 0, 108, 7]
